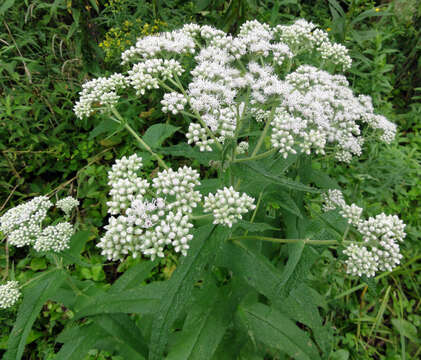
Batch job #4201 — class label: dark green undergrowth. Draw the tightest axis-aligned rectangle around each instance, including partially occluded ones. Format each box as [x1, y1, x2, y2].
[1, 0, 420, 359]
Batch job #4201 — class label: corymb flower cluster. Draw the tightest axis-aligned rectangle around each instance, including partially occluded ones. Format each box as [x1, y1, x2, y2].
[0, 281, 20, 309]
[0, 196, 78, 251]
[75, 19, 397, 163]
[323, 190, 406, 277]
[99, 154, 255, 260]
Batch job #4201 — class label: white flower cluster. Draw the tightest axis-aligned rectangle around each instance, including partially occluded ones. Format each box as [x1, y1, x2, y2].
[0, 196, 52, 247]
[186, 123, 214, 151]
[0, 196, 76, 252]
[99, 156, 202, 260]
[204, 187, 256, 228]
[267, 65, 396, 162]
[274, 19, 351, 70]
[323, 190, 406, 277]
[74, 74, 127, 119]
[34, 222, 74, 252]
[106, 154, 149, 215]
[75, 20, 396, 161]
[236, 141, 249, 154]
[161, 92, 187, 114]
[0, 281, 20, 309]
[128, 59, 184, 96]
[56, 196, 79, 216]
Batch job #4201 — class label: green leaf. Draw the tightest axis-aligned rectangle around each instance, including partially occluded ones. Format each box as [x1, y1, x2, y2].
[237, 302, 321, 360]
[232, 162, 319, 194]
[89, 118, 121, 139]
[61, 231, 92, 266]
[109, 260, 157, 293]
[142, 124, 180, 149]
[160, 143, 218, 165]
[5, 269, 65, 360]
[236, 220, 279, 232]
[264, 189, 302, 218]
[308, 168, 339, 189]
[391, 319, 420, 343]
[55, 323, 110, 360]
[0, 0, 15, 16]
[217, 240, 283, 300]
[149, 225, 230, 360]
[277, 284, 332, 355]
[95, 314, 148, 359]
[74, 282, 165, 320]
[166, 280, 246, 360]
[30, 257, 47, 271]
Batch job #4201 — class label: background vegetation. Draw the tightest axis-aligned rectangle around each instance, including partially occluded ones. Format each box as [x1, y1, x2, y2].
[0, 0, 420, 358]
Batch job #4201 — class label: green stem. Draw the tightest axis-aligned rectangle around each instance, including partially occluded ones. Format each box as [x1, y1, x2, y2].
[2, 238, 9, 281]
[230, 235, 351, 246]
[111, 107, 169, 170]
[190, 214, 213, 221]
[234, 148, 277, 163]
[244, 191, 263, 237]
[251, 107, 275, 157]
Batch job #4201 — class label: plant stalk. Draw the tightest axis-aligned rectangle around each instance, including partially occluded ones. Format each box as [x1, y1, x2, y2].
[111, 107, 169, 169]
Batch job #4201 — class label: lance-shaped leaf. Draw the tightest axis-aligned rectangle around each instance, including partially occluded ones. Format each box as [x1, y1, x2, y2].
[237, 302, 321, 360]
[4, 269, 66, 360]
[149, 225, 230, 360]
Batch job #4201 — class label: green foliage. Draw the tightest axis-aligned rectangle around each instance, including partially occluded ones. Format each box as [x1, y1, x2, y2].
[1, 1, 420, 359]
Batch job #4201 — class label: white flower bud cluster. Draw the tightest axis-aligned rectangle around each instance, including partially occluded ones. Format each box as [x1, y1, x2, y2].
[74, 74, 127, 119]
[186, 123, 214, 151]
[0, 281, 20, 309]
[0, 196, 52, 247]
[322, 189, 406, 277]
[99, 156, 203, 260]
[343, 244, 378, 278]
[128, 59, 184, 96]
[161, 92, 187, 114]
[318, 42, 352, 70]
[56, 196, 79, 216]
[106, 154, 149, 215]
[204, 187, 256, 228]
[33, 222, 74, 252]
[236, 141, 249, 154]
[121, 26, 197, 64]
[152, 166, 202, 213]
[141, 211, 193, 257]
[0, 195, 78, 253]
[322, 189, 346, 212]
[274, 19, 351, 70]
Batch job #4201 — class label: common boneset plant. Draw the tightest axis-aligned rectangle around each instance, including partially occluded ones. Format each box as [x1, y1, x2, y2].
[1, 19, 406, 360]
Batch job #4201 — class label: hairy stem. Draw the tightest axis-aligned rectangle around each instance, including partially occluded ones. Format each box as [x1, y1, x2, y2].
[111, 107, 169, 170]
[251, 107, 276, 157]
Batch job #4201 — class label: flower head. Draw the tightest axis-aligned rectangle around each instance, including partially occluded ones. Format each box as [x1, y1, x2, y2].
[0, 281, 21, 309]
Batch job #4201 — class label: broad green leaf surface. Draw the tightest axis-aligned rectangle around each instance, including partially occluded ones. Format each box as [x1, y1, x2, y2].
[74, 282, 165, 320]
[238, 302, 321, 360]
[109, 260, 157, 293]
[55, 323, 110, 360]
[95, 314, 148, 359]
[142, 124, 180, 148]
[5, 269, 66, 360]
[149, 225, 230, 360]
[166, 280, 247, 360]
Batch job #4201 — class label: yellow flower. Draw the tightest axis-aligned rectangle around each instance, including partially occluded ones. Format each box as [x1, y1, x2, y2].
[375, 8, 380, 12]
[327, 27, 331, 32]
